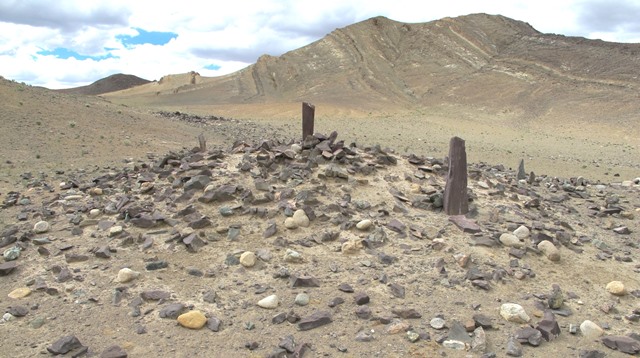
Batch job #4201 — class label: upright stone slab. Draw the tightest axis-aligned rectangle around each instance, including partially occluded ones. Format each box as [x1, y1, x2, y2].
[198, 133, 206, 152]
[517, 159, 526, 180]
[444, 136, 468, 215]
[302, 102, 315, 141]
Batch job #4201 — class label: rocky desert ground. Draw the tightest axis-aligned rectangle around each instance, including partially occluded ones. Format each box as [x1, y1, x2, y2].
[1, 13, 640, 358]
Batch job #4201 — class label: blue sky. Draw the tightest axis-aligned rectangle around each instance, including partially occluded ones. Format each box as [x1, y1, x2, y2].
[0, 0, 639, 89]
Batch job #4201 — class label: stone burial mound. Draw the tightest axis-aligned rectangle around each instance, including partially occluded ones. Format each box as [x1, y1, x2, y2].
[0, 130, 639, 357]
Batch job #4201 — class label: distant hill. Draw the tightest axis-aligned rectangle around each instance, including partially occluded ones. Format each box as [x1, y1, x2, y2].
[59, 73, 151, 96]
[103, 13, 640, 129]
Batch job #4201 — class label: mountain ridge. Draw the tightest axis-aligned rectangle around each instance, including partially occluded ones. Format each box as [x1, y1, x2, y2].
[100, 13, 640, 127]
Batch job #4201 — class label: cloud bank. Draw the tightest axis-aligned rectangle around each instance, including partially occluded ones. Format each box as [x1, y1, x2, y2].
[0, 0, 638, 88]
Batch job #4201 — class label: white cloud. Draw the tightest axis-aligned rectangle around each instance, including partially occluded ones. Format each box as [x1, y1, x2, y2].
[0, 0, 638, 88]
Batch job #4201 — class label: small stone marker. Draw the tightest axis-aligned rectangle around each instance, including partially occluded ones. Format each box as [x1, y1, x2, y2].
[198, 133, 206, 152]
[302, 102, 315, 141]
[517, 159, 526, 180]
[444, 136, 469, 215]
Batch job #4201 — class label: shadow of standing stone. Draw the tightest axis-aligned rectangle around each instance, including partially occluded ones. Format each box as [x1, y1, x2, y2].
[444, 136, 468, 215]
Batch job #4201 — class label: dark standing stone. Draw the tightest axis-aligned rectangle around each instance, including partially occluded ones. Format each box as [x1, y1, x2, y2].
[444, 137, 469, 215]
[0, 261, 18, 276]
[601, 336, 640, 354]
[302, 102, 315, 141]
[198, 133, 206, 152]
[100, 345, 128, 358]
[354, 292, 370, 305]
[47, 335, 83, 355]
[536, 310, 561, 341]
[517, 159, 526, 180]
[298, 310, 332, 331]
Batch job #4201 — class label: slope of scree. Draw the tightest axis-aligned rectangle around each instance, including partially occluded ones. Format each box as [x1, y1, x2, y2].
[0, 131, 638, 357]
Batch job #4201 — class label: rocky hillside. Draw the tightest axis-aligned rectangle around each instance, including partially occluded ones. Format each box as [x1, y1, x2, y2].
[59, 74, 150, 96]
[105, 13, 640, 124]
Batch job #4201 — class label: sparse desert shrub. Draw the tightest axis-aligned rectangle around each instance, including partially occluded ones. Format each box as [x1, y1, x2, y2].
[69, 121, 76, 128]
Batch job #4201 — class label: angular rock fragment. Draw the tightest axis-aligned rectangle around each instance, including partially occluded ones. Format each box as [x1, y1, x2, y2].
[298, 310, 332, 331]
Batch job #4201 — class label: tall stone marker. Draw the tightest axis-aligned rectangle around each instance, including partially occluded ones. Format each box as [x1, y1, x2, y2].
[517, 159, 526, 180]
[444, 136, 469, 215]
[302, 102, 315, 141]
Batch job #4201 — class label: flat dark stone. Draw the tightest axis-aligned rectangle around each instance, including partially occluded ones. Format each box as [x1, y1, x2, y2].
[263, 223, 277, 238]
[290, 275, 320, 288]
[386, 219, 406, 233]
[389, 283, 405, 298]
[473, 314, 494, 329]
[536, 310, 561, 341]
[94, 246, 111, 259]
[515, 326, 542, 346]
[278, 335, 296, 353]
[506, 336, 523, 357]
[131, 215, 156, 228]
[100, 345, 128, 358]
[448, 320, 473, 343]
[328, 297, 345, 308]
[146, 260, 168, 270]
[65, 253, 89, 263]
[188, 217, 212, 229]
[182, 233, 205, 252]
[470, 236, 496, 247]
[158, 303, 186, 319]
[206, 317, 222, 332]
[391, 307, 421, 319]
[449, 215, 481, 233]
[601, 335, 640, 354]
[338, 283, 354, 293]
[298, 310, 332, 331]
[272, 312, 287, 324]
[0, 261, 18, 276]
[578, 351, 605, 358]
[355, 306, 371, 319]
[47, 335, 83, 355]
[354, 292, 370, 305]
[7, 305, 29, 317]
[140, 290, 171, 301]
